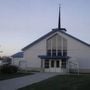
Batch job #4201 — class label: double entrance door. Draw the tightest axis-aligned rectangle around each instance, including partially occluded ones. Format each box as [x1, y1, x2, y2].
[44, 60, 62, 72]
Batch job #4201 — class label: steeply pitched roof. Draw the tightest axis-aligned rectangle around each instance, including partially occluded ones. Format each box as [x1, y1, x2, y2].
[11, 52, 24, 58]
[22, 28, 90, 51]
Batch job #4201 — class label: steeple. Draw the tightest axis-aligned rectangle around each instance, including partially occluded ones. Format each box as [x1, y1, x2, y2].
[52, 5, 67, 32]
[58, 5, 61, 29]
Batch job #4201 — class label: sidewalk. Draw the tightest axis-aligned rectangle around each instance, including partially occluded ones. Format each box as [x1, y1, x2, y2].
[0, 72, 60, 90]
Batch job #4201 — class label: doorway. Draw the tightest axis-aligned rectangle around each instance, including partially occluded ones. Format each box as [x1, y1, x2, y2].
[44, 60, 62, 72]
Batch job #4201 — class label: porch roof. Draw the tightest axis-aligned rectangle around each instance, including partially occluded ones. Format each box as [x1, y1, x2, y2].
[38, 55, 70, 60]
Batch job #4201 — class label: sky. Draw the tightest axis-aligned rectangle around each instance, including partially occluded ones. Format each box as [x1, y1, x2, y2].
[0, 0, 90, 56]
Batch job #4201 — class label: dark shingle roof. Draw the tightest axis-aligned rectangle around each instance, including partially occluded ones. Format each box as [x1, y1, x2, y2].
[22, 28, 90, 51]
[11, 52, 24, 58]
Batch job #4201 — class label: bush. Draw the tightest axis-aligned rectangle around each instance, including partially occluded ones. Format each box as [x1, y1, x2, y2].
[0, 65, 18, 74]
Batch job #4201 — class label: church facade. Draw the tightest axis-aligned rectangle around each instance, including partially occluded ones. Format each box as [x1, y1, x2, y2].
[22, 7, 90, 73]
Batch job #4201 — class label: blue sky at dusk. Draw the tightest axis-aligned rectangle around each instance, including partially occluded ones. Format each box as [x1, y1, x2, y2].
[0, 0, 90, 56]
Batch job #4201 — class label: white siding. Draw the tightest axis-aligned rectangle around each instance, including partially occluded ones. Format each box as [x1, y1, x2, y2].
[24, 39, 46, 69]
[58, 32, 90, 70]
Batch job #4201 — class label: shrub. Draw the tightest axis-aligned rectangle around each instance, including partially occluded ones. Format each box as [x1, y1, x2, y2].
[0, 65, 18, 74]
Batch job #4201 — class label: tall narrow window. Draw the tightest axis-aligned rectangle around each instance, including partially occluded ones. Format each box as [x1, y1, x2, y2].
[57, 35, 62, 56]
[46, 34, 67, 57]
[52, 35, 57, 56]
[47, 34, 57, 56]
[52, 35, 56, 50]
[47, 39, 51, 56]
[63, 38, 67, 56]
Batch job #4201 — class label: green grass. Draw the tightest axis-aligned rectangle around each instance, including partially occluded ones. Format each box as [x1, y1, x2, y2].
[0, 72, 33, 81]
[19, 74, 90, 90]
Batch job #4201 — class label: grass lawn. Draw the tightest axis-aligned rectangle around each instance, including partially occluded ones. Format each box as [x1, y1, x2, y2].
[19, 74, 90, 90]
[0, 72, 33, 81]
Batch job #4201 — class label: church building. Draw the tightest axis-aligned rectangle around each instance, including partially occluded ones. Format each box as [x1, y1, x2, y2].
[22, 7, 90, 73]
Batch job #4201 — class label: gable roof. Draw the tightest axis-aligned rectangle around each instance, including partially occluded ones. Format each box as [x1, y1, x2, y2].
[11, 52, 24, 58]
[22, 28, 90, 51]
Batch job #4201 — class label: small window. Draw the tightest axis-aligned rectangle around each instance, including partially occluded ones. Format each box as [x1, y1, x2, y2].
[45, 60, 49, 68]
[47, 50, 51, 56]
[58, 50, 62, 56]
[56, 60, 59, 68]
[51, 61, 54, 67]
[63, 50, 67, 56]
[52, 50, 56, 56]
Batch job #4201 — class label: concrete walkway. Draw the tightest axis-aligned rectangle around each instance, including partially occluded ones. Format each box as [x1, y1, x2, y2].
[0, 72, 60, 90]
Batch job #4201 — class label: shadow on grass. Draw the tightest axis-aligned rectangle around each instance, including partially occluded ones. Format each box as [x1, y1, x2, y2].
[18, 74, 90, 90]
[0, 72, 33, 81]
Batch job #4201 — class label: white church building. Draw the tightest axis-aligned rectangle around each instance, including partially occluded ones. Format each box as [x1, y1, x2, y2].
[20, 7, 90, 73]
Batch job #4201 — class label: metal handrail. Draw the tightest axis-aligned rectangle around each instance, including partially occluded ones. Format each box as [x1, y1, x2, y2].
[67, 61, 79, 75]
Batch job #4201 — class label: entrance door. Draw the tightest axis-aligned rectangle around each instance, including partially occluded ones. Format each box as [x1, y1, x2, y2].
[50, 60, 56, 72]
[55, 60, 61, 72]
[50, 60, 61, 72]
[44, 60, 61, 72]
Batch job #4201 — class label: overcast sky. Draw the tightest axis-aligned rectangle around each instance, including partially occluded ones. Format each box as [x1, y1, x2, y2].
[0, 0, 90, 56]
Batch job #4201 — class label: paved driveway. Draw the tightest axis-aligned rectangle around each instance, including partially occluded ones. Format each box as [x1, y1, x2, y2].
[0, 72, 60, 90]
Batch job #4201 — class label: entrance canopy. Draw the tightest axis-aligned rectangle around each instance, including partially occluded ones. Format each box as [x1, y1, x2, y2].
[38, 55, 70, 60]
